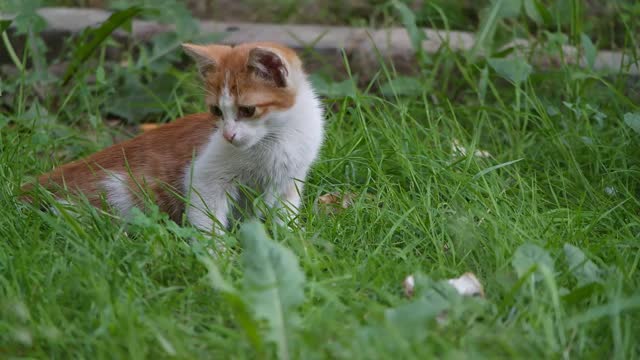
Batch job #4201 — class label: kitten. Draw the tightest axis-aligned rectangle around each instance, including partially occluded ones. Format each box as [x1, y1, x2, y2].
[26, 42, 325, 234]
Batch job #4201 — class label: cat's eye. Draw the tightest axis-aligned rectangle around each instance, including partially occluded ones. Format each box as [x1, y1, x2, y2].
[238, 106, 256, 118]
[210, 105, 223, 117]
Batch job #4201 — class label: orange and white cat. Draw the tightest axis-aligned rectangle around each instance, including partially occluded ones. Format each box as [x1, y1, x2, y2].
[27, 42, 325, 234]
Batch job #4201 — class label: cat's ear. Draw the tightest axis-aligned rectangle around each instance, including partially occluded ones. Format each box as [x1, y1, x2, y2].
[247, 47, 289, 88]
[182, 43, 228, 77]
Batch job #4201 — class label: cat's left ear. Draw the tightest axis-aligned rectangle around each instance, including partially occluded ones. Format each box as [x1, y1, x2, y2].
[182, 43, 228, 78]
[247, 47, 289, 88]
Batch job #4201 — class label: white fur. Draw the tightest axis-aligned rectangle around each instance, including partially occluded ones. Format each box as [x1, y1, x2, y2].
[184, 74, 324, 234]
[101, 171, 135, 217]
[48, 199, 75, 216]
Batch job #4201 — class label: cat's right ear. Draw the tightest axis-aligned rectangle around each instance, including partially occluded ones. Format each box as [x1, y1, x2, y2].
[182, 43, 227, 78]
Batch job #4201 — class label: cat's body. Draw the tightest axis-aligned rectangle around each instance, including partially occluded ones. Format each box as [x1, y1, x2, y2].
[29, 42, 324, 233]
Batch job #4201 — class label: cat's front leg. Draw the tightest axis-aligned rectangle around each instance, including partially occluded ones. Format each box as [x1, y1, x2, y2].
[186, 186, 232, 236]
[266, 182, 303, 228]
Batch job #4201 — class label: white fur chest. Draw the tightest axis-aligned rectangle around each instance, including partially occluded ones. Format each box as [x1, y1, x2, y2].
[184, 81, 324, 212]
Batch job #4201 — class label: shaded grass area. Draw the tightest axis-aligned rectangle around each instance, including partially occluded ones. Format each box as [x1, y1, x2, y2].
[2, 1, 640, 359]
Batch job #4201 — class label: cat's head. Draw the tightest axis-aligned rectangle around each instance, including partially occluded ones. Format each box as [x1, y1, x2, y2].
[182, 42, 303, 150]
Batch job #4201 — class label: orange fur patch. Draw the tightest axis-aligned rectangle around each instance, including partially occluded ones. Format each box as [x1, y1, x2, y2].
[28, 113, 216, 222]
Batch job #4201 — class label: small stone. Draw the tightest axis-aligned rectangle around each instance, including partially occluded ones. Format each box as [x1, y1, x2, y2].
[447, 272, 484, 297]
[402, 274, 415, 297]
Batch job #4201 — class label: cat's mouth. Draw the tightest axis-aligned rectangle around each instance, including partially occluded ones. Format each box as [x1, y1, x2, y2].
[227, 136, 254, 150]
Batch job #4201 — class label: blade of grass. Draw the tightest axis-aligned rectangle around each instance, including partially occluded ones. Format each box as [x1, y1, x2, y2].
[473, 158, 524, 180]
[468, 0, 504, 60]
[1, 19, 23, 72]
[62, 6, 142, 85]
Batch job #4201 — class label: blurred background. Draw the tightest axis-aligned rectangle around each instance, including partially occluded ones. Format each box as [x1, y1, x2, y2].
[32, 0, 640, 49]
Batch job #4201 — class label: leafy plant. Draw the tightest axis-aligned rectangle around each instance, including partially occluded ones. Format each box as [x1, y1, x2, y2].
[512, 243, 554, 283]
[563, 243, 602, 286]
[199, 221, 306, 360]
[488, 57, 532, 85]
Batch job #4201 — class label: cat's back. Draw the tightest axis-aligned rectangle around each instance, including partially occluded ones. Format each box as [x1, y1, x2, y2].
[34, 113, 217, 201]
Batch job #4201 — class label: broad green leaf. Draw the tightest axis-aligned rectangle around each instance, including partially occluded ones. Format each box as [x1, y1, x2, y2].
[488, 58, 532, 85]
[384, 298, 445, 340]
[412, 273, 461, 302]
[623, 113, 640, 135]
[240, 221, 305, 360]
[563, 244, 602, 286]
[580, 33, 597, 69]
[379, 76, 424, 97]
[196, 246, 264, 352]
[512, 243, 554, 282]
[63, 6, 143, 85]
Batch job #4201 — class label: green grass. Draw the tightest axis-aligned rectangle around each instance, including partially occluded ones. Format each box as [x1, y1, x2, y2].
[2, 1, 640, 359]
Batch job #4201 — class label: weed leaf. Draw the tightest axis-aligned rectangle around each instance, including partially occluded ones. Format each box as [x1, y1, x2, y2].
[384, 299, 445, 340]
[240, 221, 305, 360]
[512, 243, 554, 282]
[563, 244, 602, 286]
[623, 113, 640, 135]
[196, 246, 264, 352]
[580, 33, 597, 69]
[63, 6, 143, 85]
[488, 58, 532, 85]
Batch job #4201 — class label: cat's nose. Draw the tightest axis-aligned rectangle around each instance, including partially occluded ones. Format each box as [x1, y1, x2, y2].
[223, 130, 237, 143]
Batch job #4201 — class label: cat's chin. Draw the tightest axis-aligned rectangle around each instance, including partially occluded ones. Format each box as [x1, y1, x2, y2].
[229, 138, 258, 151]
